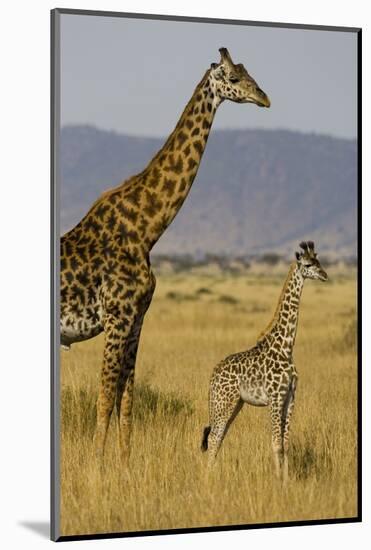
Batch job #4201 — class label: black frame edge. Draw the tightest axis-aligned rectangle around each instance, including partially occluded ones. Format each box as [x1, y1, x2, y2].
[356, 27, 362, 523]
[51, 7, 61, 543]
[53, 7, 361, 33]
[50, 8, 55, 542]
[56, 517, 361, 542]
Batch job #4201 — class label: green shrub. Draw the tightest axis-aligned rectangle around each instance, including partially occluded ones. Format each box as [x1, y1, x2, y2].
[133, 382, 194, 423]
[196, 287, 213, 295]
[61, 382, 194, 440]
[218, 294, 239, 305]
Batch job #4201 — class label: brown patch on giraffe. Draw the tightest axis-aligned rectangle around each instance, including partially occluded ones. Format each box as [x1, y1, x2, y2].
[185, 119, 194, 130]
[158, 154, 166, 166]
[116, 203, 138, 224]
[193, 140, 203, 156]
[183, 144, 191, 157]
[125, 186, 142, 207]
[165, 154, 184, 175]
[177, 131, 188, 145]
[149, 167, 161, 189]
[179, 178, 187, 193]
[187, 158, 198, 171]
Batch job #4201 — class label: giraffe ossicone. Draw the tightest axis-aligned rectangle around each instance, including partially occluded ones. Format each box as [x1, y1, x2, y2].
[60, 47, 270, 464]
[201, 241, 328, 483]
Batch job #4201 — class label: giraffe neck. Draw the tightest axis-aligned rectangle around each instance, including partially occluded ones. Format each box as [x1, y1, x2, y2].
[259, 262, 305, 355]
[133, 69, 221, 250]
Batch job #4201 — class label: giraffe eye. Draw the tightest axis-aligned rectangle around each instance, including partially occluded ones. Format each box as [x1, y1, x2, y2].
[304, 263, 312, 267]
[229, 76, 239, 83]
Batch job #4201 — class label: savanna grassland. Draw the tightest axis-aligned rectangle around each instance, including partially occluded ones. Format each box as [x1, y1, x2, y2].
[60, 266, 358, 536]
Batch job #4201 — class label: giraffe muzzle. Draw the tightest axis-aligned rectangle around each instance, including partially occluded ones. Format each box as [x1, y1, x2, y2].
[252, 88, 271, 108]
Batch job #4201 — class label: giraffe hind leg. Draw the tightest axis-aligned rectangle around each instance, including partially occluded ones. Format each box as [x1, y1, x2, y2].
[116, 368, 135, 465]
[281, 377, 297, 483]
[206, 397, 243, 465]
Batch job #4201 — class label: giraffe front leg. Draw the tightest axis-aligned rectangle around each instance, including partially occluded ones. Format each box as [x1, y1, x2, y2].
[116, 285, 155, 466]
[94, 310, 137, 462]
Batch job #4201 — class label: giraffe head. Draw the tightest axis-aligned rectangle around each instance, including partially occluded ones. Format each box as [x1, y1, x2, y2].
[295, 241, 328, 281]
[209, 47, 271, 108]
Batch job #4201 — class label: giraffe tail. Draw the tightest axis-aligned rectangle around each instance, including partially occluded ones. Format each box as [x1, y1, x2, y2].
[201, 426, 211, 452]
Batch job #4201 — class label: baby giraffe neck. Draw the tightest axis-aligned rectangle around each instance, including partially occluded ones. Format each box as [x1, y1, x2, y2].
[259, 263, 305, 356]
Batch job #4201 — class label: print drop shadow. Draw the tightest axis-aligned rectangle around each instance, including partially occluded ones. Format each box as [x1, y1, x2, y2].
[18, 521, 49, 539]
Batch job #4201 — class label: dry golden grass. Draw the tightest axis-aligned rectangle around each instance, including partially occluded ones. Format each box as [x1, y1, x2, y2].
[60, 270, 358, 536]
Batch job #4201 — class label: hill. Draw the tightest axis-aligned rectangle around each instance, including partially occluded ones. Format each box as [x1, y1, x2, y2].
[60, 125, 357, 258]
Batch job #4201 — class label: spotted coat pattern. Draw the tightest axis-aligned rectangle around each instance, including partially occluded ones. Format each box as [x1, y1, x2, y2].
[60, 48, 270, 464]
[202, 241, 328, 481]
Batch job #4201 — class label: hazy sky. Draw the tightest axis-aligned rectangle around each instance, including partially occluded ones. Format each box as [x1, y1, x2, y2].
[60, 13, 357, 139]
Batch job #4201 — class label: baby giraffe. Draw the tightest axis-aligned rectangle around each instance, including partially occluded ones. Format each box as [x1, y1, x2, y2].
[201, 241, 328, 481]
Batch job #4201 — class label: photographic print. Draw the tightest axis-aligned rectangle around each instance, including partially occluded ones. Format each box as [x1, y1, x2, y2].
[51, 8, 360, 541]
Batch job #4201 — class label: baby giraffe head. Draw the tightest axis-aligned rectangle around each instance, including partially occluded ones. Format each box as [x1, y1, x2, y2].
[295, 241, 328, 282]
[210, 47, 271, 108]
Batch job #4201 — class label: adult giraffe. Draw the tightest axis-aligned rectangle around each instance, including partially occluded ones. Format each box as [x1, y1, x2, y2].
[60, 47, 270, 464]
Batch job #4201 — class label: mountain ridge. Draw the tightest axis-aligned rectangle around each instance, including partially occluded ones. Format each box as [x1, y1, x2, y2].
[60, 125, 357, 258]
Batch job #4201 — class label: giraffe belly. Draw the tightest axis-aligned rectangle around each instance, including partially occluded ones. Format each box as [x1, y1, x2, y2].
[240, 383, 269, 407]
[60, 304, 103, 349]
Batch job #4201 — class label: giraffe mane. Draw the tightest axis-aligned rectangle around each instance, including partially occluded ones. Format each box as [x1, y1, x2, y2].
[143, 70, 211, 168]
[256, 262, 297, 343]
[85, 70, 213, 213]
[85, 174, 138, 214]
